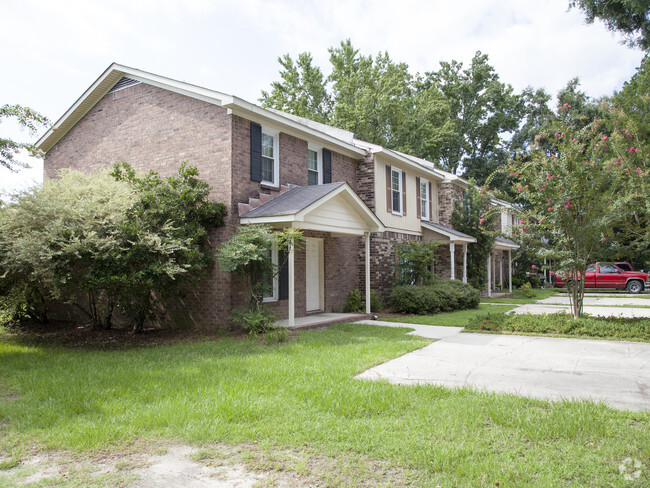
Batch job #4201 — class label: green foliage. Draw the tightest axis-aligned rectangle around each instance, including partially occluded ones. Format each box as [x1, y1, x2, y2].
[509, 105, 643, 317]
[451, 186, 498, 289]
[570, 0, 650, 50]
[519, 282, 535, 298]
[217, 224, 304, 309]
[0, 170, 138, 328]
[466, 311, 650, 342]
[229, 306, 277, 335]
[0, 164, 226, 332]
[0, 104, 50, 171]
[425, 51, 524, 183]
[394, 241, 440, 285]
[345, 288, 384, 313]
[390, 280, 480, 315]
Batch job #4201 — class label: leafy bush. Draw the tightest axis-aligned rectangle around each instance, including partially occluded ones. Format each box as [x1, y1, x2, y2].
[519, 282, 535, 298]
[465, 312, 650, 342]
[394, 241, 440, 285]
[390, 280, 480, 315]
[230, 307, 278, 335]
[513, 274, 543, 289]
[345, 288, 383, 313]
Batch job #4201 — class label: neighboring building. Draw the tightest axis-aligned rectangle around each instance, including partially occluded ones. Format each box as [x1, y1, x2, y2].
[36, 63, 518, 327]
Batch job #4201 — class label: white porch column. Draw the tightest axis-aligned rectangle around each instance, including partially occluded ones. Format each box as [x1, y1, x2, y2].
[499, 252, 504, 290]
[486, 254, 492, 297]
[508, 249, 513, 293]
[365, 232, 371, 314]
[288, 238, 295, 328]
[462, 244, 468, 284]
[449, 242, 455, 280]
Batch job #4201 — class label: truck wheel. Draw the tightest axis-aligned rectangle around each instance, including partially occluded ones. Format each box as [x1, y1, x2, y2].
[626, 280, 643, 294]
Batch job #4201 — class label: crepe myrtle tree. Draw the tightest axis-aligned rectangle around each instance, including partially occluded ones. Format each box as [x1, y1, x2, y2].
[508, 104, 644, 317]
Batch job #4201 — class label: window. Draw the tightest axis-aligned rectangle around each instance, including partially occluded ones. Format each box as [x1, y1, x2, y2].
[599, 264, 619, 274]
[307, 144, 322, 186]
[419, 178, 430, 221]
[262, 243, 279, 302]
[250, 123, 279, 186]
[261, 129, 279, 185]
[391, 168, 402, 215]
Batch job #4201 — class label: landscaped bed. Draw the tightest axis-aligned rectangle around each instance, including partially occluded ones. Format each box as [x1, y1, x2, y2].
[1, 323, 648, 487]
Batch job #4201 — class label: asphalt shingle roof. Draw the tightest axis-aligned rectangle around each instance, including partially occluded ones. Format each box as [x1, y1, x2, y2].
[422, 221, 475, 240]
[241, 182, 347, 218]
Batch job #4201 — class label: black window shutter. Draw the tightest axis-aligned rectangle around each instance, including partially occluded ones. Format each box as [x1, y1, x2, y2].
[323, 149, 332, 183]
[250, 122, 262, 182]
[278, 250, 289, 300]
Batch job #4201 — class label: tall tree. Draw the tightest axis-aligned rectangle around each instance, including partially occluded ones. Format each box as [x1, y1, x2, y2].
[259, 52, 331, 124]
[425, 51, 524, 183]
[0, 104, 50, 171]
[569, 0, 650, 50]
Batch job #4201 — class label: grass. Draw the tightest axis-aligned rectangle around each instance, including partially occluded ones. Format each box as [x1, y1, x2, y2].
[0, 323, 648, 487]
[381, 304, 517, 326]
[481, 287, 559, 304]
[466, 312, 650, 342]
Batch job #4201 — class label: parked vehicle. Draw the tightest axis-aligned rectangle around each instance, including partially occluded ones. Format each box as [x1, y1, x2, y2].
[554, 262, 650, 294]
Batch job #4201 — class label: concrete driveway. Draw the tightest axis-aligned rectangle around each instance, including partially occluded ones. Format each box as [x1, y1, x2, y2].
[355, 321, 650, 411]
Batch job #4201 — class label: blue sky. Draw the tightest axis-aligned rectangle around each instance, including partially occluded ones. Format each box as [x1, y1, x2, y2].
[1, 0, 646, 197]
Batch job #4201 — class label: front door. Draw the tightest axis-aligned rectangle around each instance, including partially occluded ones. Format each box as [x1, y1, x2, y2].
[305, 238, 323, 312]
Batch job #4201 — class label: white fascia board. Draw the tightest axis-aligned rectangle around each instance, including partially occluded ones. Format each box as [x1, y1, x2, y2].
[493, 241, 520, 250]
[239, 215, 298, 225]
[224, 97, 366, 159]
[374, 148, 444, 182]
[294, 183, 385, 232]
[293, 222, 366, 236]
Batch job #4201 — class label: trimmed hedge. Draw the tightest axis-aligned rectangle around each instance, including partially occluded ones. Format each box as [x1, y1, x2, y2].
[390, 280, 480, 314]
[465, 312, 650, 342]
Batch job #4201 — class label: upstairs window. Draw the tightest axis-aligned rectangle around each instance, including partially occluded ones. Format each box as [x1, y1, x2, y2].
[250, 123, 279, 187]
[308, 145, 322, 185]
[385, 165, 406, 216]
[418, 177, 430, 221]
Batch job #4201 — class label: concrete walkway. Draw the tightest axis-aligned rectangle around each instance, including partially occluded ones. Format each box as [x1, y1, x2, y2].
[355, 320, 650, 411]
[511, 303, 650, 318]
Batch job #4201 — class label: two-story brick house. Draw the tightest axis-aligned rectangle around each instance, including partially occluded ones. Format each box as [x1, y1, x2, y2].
[36, 63, 517, 327]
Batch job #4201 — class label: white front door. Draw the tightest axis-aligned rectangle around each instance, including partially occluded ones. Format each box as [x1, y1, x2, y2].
[305, 238, 323, 311]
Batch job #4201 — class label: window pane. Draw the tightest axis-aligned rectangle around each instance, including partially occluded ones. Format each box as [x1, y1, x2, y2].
[392, 189, 401, 213]
[262, 133, 274, 158]
[262, 157, 274, 182]
[308, 149, 318, 170]
[391, 171, 400, 191]
[308, 170, 319, 186]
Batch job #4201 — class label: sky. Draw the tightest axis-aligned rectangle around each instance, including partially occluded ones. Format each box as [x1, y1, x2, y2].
[1, 0, 646, 197]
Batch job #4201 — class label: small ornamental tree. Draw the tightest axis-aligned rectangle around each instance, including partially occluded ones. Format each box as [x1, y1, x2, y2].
[217, 225, 304, 333]
[509, 104, 644, 317]
[451, 185, 499, 290]
[394, 241, 440, 285]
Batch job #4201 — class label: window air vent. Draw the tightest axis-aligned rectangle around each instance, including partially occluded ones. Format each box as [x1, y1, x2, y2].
[108, 77, 141, 93]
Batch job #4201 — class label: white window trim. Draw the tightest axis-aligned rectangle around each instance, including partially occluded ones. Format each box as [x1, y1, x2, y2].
[307, 143, 323, 185]
[263, 242, 279, 302]
[420, 178, 430, 221]
[391, 168, 403, 216]
[261, 126, 280, 188]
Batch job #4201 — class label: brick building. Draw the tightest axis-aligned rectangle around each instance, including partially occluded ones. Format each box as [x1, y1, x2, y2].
[36, 63, 518, 327]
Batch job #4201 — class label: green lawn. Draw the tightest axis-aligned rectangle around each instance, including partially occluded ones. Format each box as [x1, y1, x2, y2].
[481, 287, 559, 304]
[381, 304, 517, 326]
[1, 324, 648, 487]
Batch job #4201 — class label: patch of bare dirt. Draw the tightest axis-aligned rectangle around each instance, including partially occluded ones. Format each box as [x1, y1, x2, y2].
[0, 320, 242, 350]
[0, 440, 421, 487]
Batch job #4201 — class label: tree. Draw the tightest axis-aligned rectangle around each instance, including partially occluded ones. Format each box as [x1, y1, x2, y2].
[0, 104, 50, 171]
[425, 51, 524, 183]
[216, 225, 303, 333]
[260, 52, 332, 124]
[0, 170, 138, 326]
[110, 162, 227, 332]
[569, 0, 650, 50]
[451, 186, 499, 289]
[394, 241, 441, 285]
[509, 106, 643, 317]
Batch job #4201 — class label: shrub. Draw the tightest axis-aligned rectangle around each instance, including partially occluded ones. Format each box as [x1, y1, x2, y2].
[345, 288, 384, 313]
[230, 307, 277, 335]
[519, 282, 535, 298]
[390, 280, 480, 315]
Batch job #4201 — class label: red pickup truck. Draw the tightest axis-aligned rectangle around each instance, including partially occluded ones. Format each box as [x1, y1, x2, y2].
[554, 262, 650, 294]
